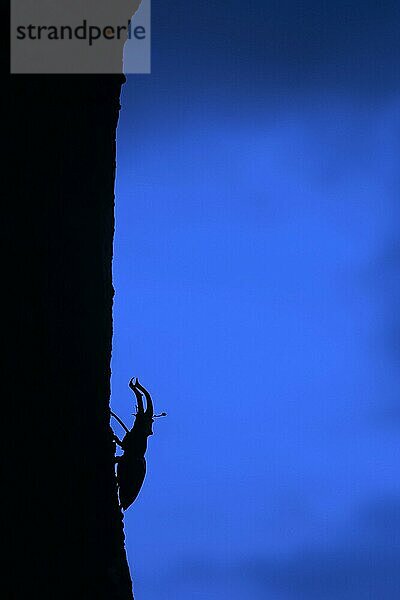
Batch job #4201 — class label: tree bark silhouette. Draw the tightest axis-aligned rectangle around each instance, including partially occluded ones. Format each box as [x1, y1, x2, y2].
[5, 74, 134, 599]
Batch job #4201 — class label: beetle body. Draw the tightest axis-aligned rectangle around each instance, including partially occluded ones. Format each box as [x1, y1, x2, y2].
[116, 410, 153, 510]
[111, 378, 163, 511]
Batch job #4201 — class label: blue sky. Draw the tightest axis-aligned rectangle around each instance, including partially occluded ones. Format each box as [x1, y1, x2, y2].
[111, 2, 400, 598]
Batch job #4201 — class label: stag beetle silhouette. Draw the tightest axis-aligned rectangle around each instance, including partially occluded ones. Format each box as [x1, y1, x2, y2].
[111, 378, 166, 511]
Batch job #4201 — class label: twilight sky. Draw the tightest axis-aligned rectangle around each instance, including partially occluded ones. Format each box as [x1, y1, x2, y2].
[111, 2, 400, 598]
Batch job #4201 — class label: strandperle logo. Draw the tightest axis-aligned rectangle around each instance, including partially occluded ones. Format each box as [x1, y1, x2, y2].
[15, 20, 147, 47]
[10, 0, 151, 74]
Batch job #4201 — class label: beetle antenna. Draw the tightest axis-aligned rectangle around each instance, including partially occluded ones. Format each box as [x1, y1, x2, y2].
[110, 411, 130, 434]
[131, 411, 166, 418]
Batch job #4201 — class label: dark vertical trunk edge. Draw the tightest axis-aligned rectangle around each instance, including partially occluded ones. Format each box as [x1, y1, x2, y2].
[5, 75, 134, 600]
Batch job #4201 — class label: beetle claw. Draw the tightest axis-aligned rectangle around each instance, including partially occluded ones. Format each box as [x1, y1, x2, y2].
[129, 379, 144, 414]
[133, 379, 154, 417]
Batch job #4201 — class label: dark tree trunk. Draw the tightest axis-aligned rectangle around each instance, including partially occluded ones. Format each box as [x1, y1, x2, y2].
[5, 75, 133, 599]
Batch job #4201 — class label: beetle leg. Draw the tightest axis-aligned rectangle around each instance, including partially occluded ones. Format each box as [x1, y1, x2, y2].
[113, 434, 124, 448]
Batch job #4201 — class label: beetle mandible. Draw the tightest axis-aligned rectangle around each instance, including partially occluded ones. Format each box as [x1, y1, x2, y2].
[111, 377, 166, 511]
